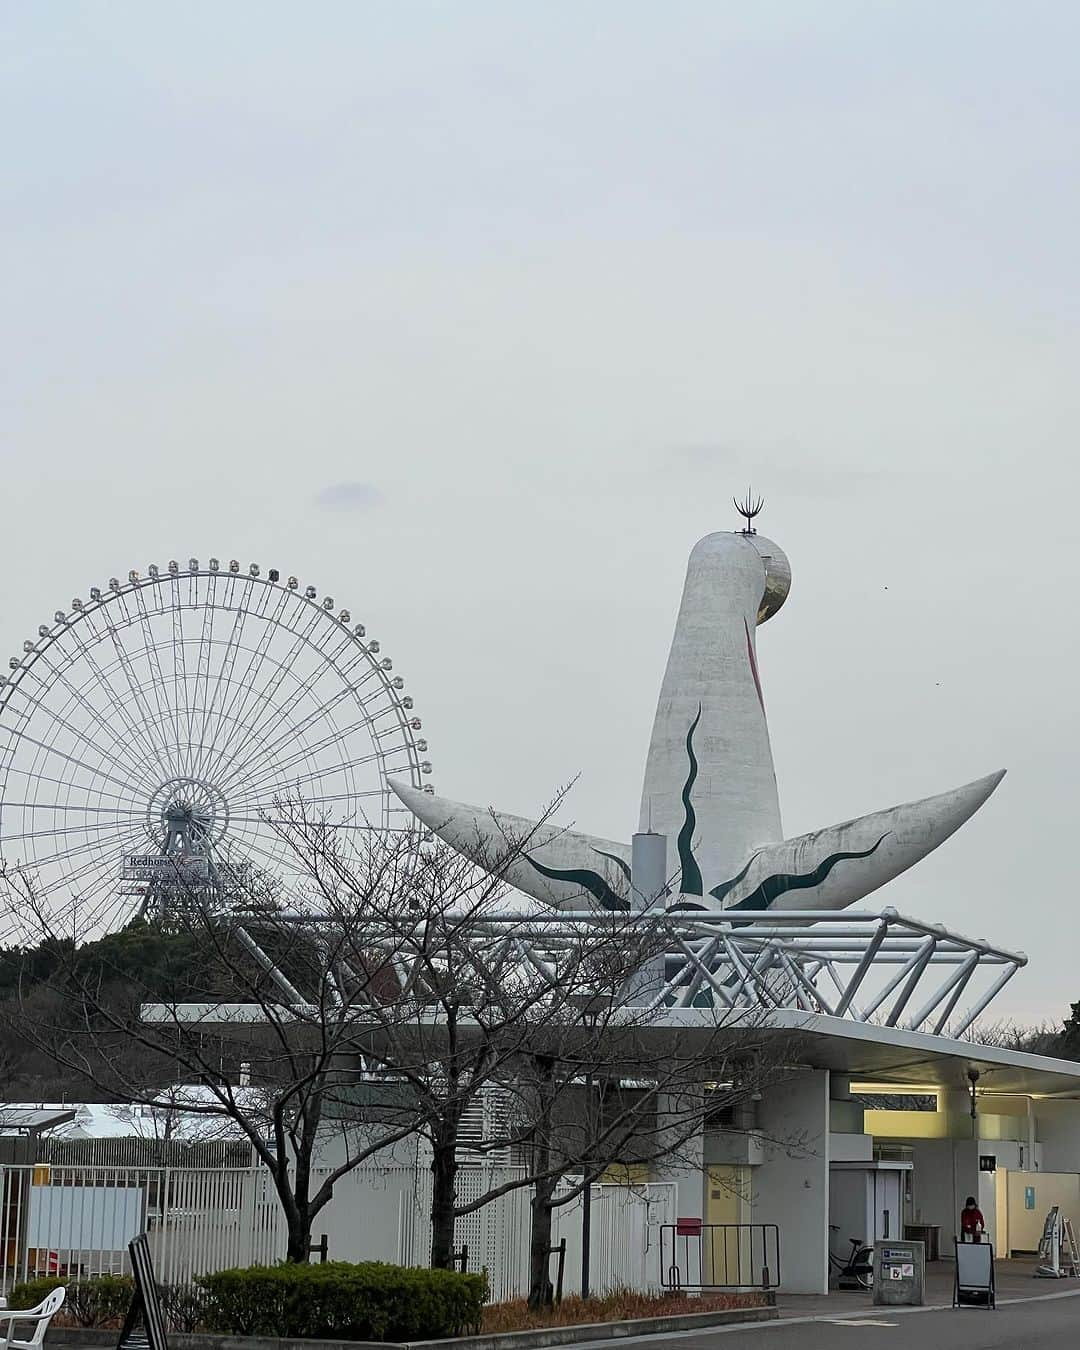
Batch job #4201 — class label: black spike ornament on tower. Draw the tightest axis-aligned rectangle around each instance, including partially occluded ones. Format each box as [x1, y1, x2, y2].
[734, 488, 764, 534]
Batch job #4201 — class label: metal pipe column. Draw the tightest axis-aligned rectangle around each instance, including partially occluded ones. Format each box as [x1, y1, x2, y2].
[625, 831, 667, 1007]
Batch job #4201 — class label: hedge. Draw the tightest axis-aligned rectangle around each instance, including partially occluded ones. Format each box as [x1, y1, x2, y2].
[8, 1274, 134, 1327]
[196, 1262, 487, 1341]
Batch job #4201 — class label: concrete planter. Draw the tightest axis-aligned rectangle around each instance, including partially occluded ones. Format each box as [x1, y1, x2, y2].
[46, 1298, 776, 1350]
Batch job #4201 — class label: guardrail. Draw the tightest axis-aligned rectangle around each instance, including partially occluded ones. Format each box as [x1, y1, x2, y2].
[659, 1221, 780, 1290]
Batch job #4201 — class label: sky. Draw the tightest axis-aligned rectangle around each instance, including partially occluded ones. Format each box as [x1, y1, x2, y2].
[3, 2, 1079, 1021]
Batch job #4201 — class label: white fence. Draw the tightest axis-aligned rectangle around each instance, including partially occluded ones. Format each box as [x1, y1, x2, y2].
[0, 1164, 674, 1301]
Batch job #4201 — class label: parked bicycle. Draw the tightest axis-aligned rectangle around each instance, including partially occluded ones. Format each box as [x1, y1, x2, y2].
[828, 1230, 874, 1290]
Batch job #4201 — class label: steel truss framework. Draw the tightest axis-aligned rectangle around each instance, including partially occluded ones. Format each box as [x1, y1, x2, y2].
[233, 904, 1026, 1039]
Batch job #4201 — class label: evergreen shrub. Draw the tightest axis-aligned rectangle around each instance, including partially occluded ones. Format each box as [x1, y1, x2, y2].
[8, 1273, 134, 1326]
[196, 1261, 486, 1341]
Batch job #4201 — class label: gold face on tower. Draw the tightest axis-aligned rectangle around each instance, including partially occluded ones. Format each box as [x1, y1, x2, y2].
[744, 534, 791, 624]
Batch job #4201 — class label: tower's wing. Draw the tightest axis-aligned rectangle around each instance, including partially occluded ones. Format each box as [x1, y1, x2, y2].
[717, 769, 1006, 914]
[388, 780, 632, 910]
[391, 769, 1004, 915]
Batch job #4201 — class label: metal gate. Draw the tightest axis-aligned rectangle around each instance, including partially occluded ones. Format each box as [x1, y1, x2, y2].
[659, 1221, 780, 1290]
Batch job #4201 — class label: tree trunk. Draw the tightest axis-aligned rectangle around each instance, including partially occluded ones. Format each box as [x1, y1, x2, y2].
[274, 1162, 312, 1263]
[527, 1054, 558, 1309]
[527, 1175, 557, 1309]
[430, 1132, 459, 1268]
[285, 1208, 312, 1263]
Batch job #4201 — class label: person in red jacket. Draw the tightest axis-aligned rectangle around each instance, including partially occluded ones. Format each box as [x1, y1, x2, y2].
[960, 1196, 986, 1242]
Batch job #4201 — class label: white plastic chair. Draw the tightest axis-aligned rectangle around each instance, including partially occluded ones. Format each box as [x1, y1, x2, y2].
[0, 1287, 66, 1350]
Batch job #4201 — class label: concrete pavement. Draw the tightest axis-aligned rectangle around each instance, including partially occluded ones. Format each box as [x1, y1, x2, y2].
[567, 1290, 1080, 1349]
[772, 1255, 1058, 1319]
[552, 1259, 1080, 1350]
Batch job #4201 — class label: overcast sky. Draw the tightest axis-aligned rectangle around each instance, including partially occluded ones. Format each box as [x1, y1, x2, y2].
[3, 3, 1078, 1021]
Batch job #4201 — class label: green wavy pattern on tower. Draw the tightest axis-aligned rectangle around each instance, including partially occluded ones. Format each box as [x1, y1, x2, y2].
[677, 706, 704, 895]
[592, 848, 632, 884]
[708, 851, 760, 904]
[524, 854, 631, 911]
[724, 833, 889, 912]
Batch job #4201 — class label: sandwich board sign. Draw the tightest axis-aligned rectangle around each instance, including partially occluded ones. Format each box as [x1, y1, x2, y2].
[953, 1239, 995, 1309]
[117, 1233, 168, 1350]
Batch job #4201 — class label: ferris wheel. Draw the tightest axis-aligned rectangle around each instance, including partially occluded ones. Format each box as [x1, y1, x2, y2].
[0, 557, 432, 936]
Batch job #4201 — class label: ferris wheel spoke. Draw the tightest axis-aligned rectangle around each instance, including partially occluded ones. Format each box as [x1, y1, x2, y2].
[229, 700, 401, 802]
[216, 813, 284, 859]
[203, 596, 323, 781]
[194, 585, 292, 778]
[222, 813, 386, 830]
[227, 787, 389, 835]
[0, 727, 154, 803]
[242, 624, 358, 753]
[168, 573, 198, 780]
[20, 649, 163, 793]
[104, 624, 181, 788]
[4, 827, 136, 876]
[61, 830, 147, 895]
[213, 664, 385, 799]
[225, 749, 391, 817]
[190, 678, 303, 804]
[179, 570, 201, 767]
[188, 602, 248, 785]
[213, 827, 291, 882]
[76, 602, 171, 759]
[40, 855, 112, 920]
[183, 571, 215, 774]
[228, 601, 359, 764]
[365, 701, 417, 737]
[15, 702, 108, 836]
[0, 800, 146, 817]
[64, 609, 177, 784]
[4, 675, 160, 803]
[0, 762, 143, 810]
[55, 845, 141, 915]
[194, 573, 218, 732]
[209, 659, 361, 800]
[291, 785, 387, 802]
[271, 819, 390, 831]
[228, 786, 391, 822]
[0, 813, 150, 845]
[125, 586, 186, 781]
[224, 637, 363, 788]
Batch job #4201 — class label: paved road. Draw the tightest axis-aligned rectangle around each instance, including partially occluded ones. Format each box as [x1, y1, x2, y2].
[560, 1290, 1080, 1349]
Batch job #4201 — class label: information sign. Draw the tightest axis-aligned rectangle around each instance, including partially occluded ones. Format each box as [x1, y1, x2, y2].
[122, 854, 209, 882]
[873, 1240, 924, 1307]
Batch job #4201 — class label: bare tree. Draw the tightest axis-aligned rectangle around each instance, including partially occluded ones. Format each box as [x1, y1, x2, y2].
[271, 800, 681, 1271]
[278, 808, 799, 1297]
[0, 854, 433, 1262]
[1, 798, 797, 1286]
[960, 1018, 1063, 1056]
[0, 790, 611, 1263]
[501, 1019, 794, 1307]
